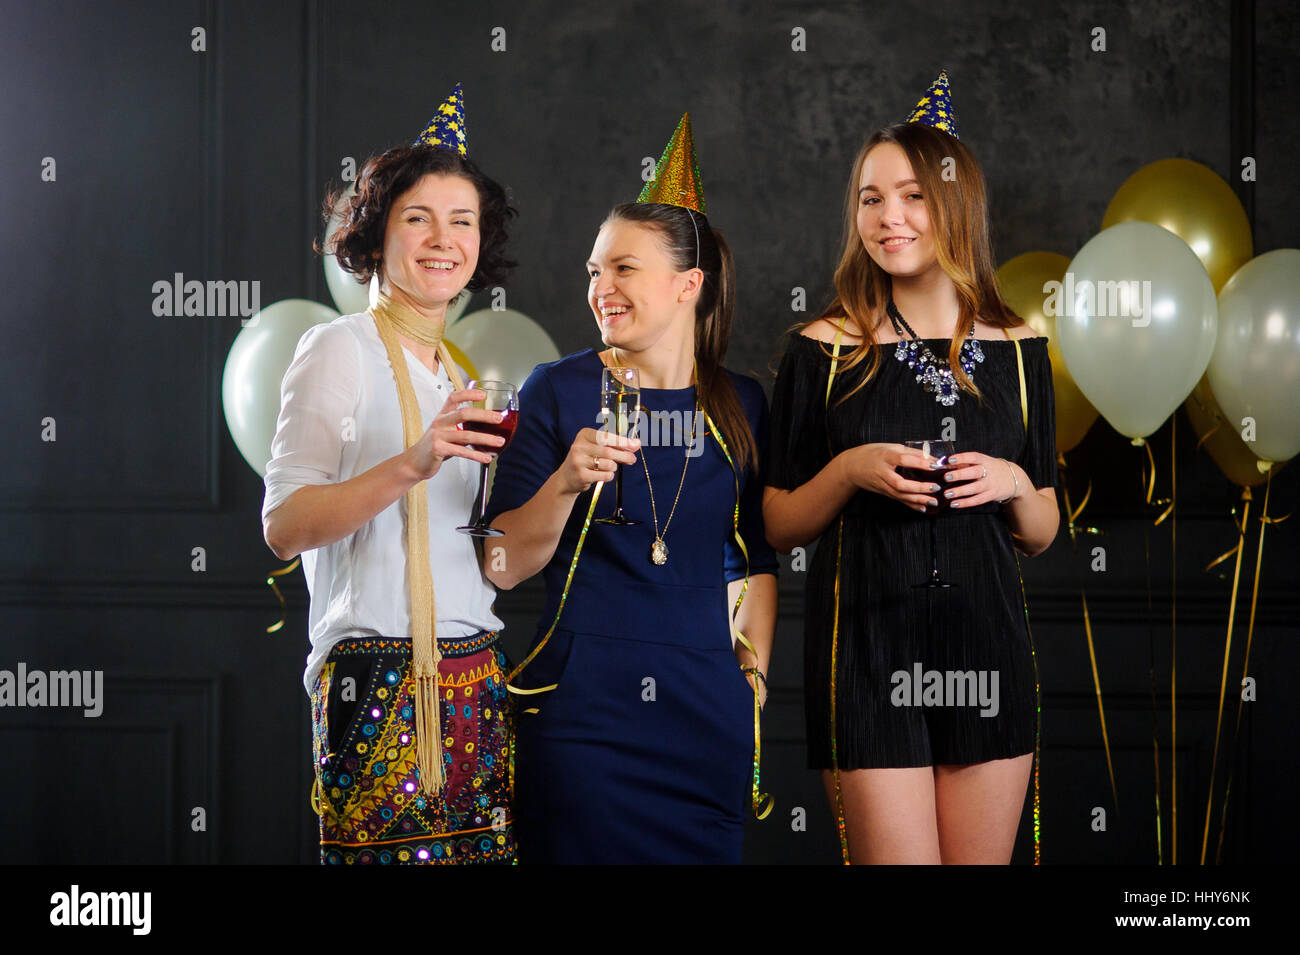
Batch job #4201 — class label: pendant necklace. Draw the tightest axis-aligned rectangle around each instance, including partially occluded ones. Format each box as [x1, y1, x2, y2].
[639, 399, 695, 565]
[887, 299, 984, 406]
[608, 348, 695, 566]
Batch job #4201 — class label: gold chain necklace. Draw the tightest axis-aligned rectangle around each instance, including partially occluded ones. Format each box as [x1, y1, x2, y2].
[640, 402, 695, 565]
[608, 347, 696, 566]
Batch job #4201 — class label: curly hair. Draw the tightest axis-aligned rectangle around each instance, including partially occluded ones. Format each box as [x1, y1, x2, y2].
[319, 144, 517, 293]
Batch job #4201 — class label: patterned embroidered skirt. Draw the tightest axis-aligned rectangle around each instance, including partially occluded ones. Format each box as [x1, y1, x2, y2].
[309, 632, 515, 864]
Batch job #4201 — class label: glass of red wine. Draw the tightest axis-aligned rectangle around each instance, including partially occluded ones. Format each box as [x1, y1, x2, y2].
[455, 379, 518, 537]
[899, 439, 971, 588]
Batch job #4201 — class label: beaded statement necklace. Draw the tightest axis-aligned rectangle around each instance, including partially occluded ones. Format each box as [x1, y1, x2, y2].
[887, 299, 984, 406]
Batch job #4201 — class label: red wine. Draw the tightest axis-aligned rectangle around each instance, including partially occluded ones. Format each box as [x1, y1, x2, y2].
[898, 462, 973, 514]
[458, 409, 517, 453]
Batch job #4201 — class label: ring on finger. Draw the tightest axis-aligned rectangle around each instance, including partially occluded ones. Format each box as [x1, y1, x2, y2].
[593, 455, 603, 470]
[981, 465, 987, 479]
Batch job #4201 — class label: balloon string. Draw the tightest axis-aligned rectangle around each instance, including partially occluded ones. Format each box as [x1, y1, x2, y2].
[265, 557, 301, 633]
[1194, 420, 1222, 452]
[1060, 460, 1117, 810]
[1204, 488, 1251, 572]
[1143, 440, 1174, 525]
[1142, 474, 1163, 865]
[1168, 423, 1177, 865]
[1214, 471, 1272, 862]
[1199, 486, 1251, 863]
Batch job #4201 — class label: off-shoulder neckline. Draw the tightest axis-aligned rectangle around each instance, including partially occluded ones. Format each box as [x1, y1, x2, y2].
[793, 332, 1047, 348]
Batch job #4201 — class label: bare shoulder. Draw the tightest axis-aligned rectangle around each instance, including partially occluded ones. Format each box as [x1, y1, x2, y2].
[974, 318, 1038, 341]
[798, 315, 865, 345]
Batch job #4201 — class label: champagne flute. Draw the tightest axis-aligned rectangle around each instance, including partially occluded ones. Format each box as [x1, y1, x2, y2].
[593, 366, 640, 526]
[899, 439, 970, 588]
[455, 379, 518, 537]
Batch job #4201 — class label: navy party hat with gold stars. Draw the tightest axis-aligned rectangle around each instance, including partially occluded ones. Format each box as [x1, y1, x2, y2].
[413, 83, 468, 156]
[904, 71, 959, 139]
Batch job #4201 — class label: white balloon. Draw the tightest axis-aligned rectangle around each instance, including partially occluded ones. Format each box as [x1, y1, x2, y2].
[445, 308, 561, 389]
[323, 185, 371, 316]
[223, 298, 340, 477]
[1207, 249, 1300, 464]
[1056, 222, 1218, 441]
[447, 290, 470, 324]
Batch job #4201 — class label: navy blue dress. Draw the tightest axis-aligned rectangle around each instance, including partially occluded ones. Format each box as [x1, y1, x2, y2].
[484, 348, 779, 864]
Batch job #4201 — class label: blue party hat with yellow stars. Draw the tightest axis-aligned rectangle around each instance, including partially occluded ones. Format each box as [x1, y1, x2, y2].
[413, 83, 468, 156]
[904, 71, 959, 139]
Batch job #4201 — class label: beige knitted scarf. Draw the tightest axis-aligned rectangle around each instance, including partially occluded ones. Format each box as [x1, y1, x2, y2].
[367, 288, 467, 796]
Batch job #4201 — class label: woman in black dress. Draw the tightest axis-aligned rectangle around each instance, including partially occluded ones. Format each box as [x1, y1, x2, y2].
[763, 87, 1060, 864]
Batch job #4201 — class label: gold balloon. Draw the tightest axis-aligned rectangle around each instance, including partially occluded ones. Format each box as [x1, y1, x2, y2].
[443, 338, 479, 381]
[1184, 374, 1283, 487]
[1102, 158, 1252, 292]
[996, 251, 1099, 454]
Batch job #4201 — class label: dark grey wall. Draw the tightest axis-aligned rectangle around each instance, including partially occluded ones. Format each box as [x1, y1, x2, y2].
[1, 0, 1296, 864]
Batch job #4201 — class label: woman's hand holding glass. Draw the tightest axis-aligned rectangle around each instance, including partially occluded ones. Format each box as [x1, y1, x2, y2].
[559, 428, 641, 495]
[940, 452, 1020, 508]
[405, 387, 505, 480]
[840, 442, 942, 512]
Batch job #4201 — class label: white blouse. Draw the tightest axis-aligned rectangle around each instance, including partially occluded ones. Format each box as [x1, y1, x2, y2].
[261, 312, 505, 695]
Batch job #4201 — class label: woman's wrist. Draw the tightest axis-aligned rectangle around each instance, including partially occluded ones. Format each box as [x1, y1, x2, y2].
[998, 458, 1021, 504]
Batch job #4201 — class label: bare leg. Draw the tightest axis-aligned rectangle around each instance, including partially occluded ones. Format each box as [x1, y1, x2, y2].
[821, 767, 942, 864]
[933, 753, 1033, 864]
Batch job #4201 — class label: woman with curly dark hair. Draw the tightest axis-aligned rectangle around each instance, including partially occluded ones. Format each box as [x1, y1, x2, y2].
[261, 85, 521, 864]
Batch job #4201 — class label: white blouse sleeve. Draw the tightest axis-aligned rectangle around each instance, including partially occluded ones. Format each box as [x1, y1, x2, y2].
[261, 322, 361, 522]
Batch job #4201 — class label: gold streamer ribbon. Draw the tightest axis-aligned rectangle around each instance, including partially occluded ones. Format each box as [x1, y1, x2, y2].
[505, 400, 772, 820]
[1168, 425, 1178, 865]
[264, 557, 301, 633]
[705, 412, 773, 820]
[1199, 486, 1250, 863]
[825, 320, 850, 864]
[1212, 474, 1289, 862]
[830, 516, 848, 864]
[1143, 440, 1175, 526]
[1009, 550, 1043, 865]
[1139, 432, 1176, 862]
[1060, 468, 1117, 811]
[505, 482, 605, 688]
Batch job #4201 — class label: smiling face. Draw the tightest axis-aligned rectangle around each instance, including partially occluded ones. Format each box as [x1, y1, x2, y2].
[586, 218, 699, 351]
[856, 142, 939, 279]
[380, 172, 481, 315]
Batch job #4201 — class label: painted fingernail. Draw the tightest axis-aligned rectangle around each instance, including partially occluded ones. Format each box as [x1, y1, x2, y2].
[951, 500, 962, 508]
[944, 490, 953, 499]
[944, 473, 954, 481]
[931, 484, 941, 492]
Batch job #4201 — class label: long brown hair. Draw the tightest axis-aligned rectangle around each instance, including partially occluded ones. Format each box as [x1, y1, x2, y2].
[605, 202, 758, 474]
[798, 122, 1022, 406]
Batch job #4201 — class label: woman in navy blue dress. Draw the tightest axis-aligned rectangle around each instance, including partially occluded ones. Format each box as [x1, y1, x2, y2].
[482, 116, 778, 863]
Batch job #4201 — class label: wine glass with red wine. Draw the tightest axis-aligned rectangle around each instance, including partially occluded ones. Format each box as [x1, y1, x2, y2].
[455, 379, 518, 537]
[899, 439, 970, 588]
